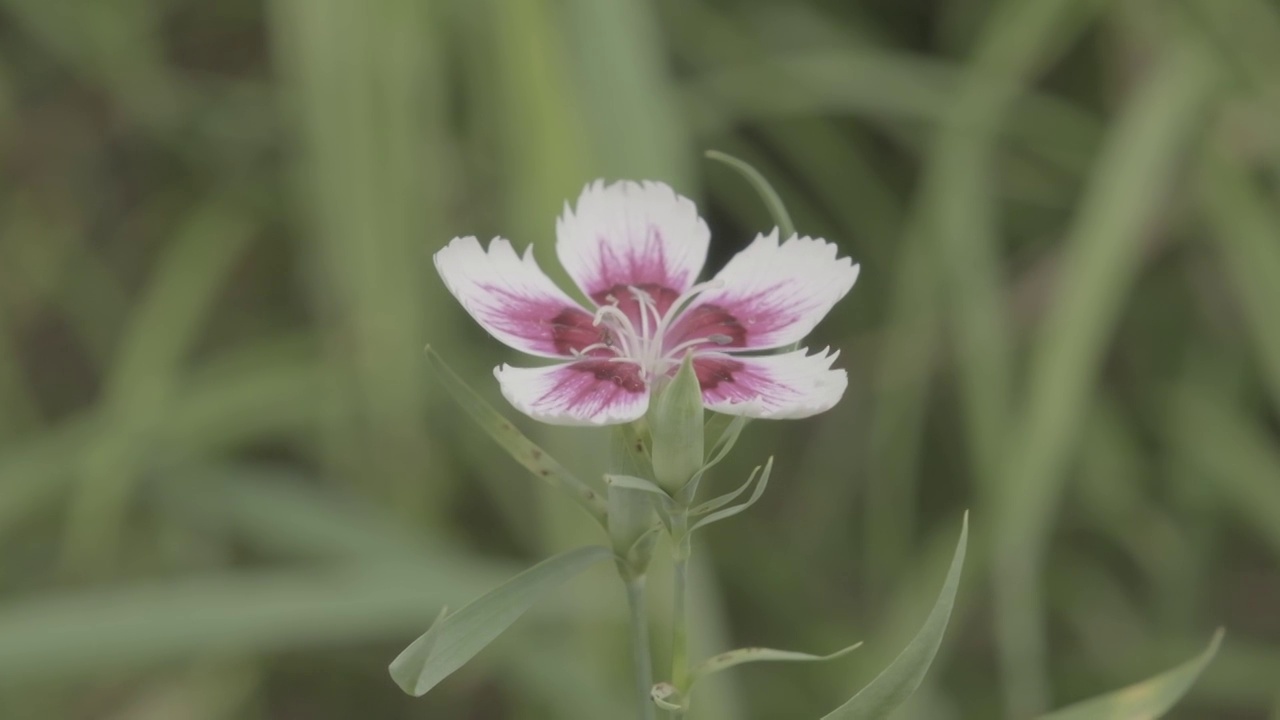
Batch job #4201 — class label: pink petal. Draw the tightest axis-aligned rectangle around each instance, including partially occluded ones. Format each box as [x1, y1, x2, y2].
[556, 181, 710, 308]
[495, 360, 650, 426]
[694, 348, 847, 419]
[435, 237, 610, 358]
[665, 231, 860, 352]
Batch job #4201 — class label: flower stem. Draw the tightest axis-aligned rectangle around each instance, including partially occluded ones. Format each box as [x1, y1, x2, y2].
[669, 515, 692, 718]
[624, 573, 656, 720]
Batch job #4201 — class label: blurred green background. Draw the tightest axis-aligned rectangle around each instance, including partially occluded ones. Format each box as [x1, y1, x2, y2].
[1, 0, 1279, 718]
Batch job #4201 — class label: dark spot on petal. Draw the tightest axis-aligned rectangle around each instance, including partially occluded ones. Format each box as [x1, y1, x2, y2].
[673, 304, 747, 348]
[694, 357, 745, 391]
[550, 309, 609, 355]
[568, 360, 646, 393]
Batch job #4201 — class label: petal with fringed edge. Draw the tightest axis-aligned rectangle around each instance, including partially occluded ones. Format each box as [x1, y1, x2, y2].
[556, 180, 710, 318]
[434, 237, 608, 359]
[665, 231, 859, 353]
[694, 348, 847, 419]
[495, 360, 651, 426]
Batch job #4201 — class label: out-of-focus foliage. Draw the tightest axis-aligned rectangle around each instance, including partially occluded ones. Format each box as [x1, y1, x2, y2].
[0, 0, 1277, 718]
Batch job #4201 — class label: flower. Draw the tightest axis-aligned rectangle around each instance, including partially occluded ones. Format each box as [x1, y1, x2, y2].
[434, 180, 860, 426]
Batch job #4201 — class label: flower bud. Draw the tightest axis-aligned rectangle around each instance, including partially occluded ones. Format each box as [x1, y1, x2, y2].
[648, 354, 705, 495]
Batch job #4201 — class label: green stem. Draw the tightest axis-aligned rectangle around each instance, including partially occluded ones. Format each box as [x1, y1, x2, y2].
[625, 574, 656, 720]
[669, 515, 692, 718]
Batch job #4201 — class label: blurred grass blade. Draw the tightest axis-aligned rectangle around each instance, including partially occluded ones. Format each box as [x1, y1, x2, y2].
[994, 40, 1218, 714]
[684, 49, 1102, 177]
[1038, 630, 1223, 720]
[0, 565, 546, 682]
[162, 464, 436, 563]
[922, 0, 1106, 494]
[822, 513, 967, 719]
[0, 347, 327, 544]
[389, 545, 614, 697]
[1169, 382, 1280, 562]
[559, 0, 691, 184]
[690, 641, 861, 689]
[63, 195, 259, 571]
[706, 150, 796, 238]
[1200, 148, 1280, 413]
[426, 347, 606, 523]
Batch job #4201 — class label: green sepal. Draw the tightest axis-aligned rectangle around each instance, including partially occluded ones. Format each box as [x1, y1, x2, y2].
[607, 425, 661, 576]
[1037, 629, 1223, 720]
[425, 347, 606, 524]
[606, 474, 673, 526]
[821, 513, 968, 719]
[389, 545, 614, 696]
[690, 640, 862, 690]
[647, 355, 705, 494]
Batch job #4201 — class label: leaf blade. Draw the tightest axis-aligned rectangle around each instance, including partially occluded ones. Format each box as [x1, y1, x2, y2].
[1038, 630, 1223, 720]
[426, 347, 607, 523]
[389, 545, 614, 696]
[822, 513, 968, 719]
[691, 641, 862, 688]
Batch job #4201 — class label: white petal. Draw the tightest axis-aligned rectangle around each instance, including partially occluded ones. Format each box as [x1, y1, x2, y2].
[495, 360, 651, 426]
[434, 237, 604, 358]
[695, 348, 847, 419]
[666, 231, 859, 352]
[556, 180, 710, 305]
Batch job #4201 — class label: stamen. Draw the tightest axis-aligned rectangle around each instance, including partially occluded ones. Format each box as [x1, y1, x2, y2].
[653, 278, 727, 341]
[629, 286, 653, 350]
[575, 341, 622, 357]
[592, 304, 638, 358]
[663, 336, 718, 359]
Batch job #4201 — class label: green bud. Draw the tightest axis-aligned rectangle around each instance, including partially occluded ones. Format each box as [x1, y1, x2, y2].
[648, 354, 705, 495]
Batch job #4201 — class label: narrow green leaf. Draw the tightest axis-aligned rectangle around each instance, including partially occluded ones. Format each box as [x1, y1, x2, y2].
[1038, 630, 1223, 720]
[706, 149, 796, 239]
[689, 458, 772, 534]
[691, 641, 862, 688]
[822, 513, 968, 719]
[690, 463, 759, 517]
[706, 414, 749, 464]
[685, 414, 749, 502]
[425, 347, 606, 523]
[389, 545, 614, 697]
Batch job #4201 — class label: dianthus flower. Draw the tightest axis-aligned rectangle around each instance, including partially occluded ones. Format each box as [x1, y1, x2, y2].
[435, 180, 859, 425]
